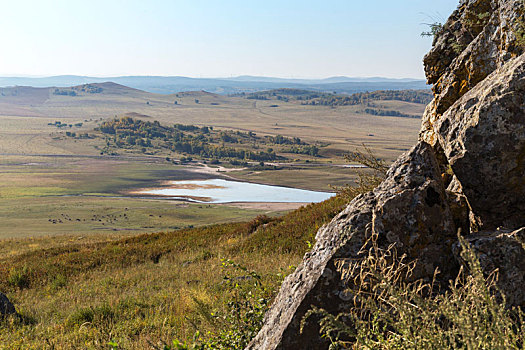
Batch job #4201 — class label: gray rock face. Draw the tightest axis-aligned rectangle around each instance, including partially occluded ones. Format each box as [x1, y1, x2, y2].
[421, 0, 525, 146]
[420, 0, 525, 230]
[435, 54, 525, 229]
[0, 292, 16, 316]
[247, 142, 459, 349]
[454, 228, 525, 307]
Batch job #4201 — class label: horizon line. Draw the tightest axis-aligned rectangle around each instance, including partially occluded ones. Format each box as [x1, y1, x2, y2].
[0, 74, 426, 81]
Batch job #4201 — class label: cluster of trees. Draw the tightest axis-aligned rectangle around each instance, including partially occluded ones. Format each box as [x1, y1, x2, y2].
[74, 84, 103, 94]
[245, 89, 325, 101]
[302, 89, 432, 106]
[363, 108, 419, 118]
[48, 121, 83, 128]
[98, 117, 168, 137]
[53, 89, 77, 96]
[283, 145, 320, 156]
[171, 141, 278, 161]
[65, 131, 92, 138]
[243, 88, 432, 107]
[264, 134, 304, 145]
[53, 85, 103, 96]
[94, 117, 321, 161]
[174, 124, 210, 133]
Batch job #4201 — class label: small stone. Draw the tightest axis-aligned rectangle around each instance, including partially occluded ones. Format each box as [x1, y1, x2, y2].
[0, 292, 16, 316]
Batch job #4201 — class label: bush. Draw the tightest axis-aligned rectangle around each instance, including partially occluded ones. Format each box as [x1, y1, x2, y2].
[49, 274, 67, 291]
[66, 307, 94, 327]
[237, 215, 274, 235]
[515, 15, 525, 48]
[66, 304, 115, 329]
[335, 144, 387, 200]
[421, 22, 444, 39]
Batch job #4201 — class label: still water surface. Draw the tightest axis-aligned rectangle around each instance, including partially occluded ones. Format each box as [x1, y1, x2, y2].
[140, 179, 334, 204]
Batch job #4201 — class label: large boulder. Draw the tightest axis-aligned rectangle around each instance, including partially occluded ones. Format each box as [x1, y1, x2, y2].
[0, 292, 16, 316]
[420, 0, 525, 230]
[421, 0, 525, 147]
[247, 142, 459, 349]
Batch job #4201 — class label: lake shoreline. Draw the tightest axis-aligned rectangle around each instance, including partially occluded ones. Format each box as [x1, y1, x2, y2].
[128, 178, 335, 205]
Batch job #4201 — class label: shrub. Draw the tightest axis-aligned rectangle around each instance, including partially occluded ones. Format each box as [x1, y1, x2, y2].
[66, 304, 115, 329]
[49, 274, 67, 291]
[236, 215, 274, 235]
[421, 22, 444, 39]
[66, 307, 94, 327]
[515, 15, 525, 48]
[335, 144, 387, 200]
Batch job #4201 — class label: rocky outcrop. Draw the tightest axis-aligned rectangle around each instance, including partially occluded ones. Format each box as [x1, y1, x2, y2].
[421, 0, 525, 147]
[0, 292, 16, 316]
[421, 0, 525, 229]
[248, 0, 525, 348]
[248, 142, 460, 349]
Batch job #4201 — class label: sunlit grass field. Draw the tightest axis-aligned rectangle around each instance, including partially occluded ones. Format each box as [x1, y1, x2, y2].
[0, 88, 422, 162]
[0, 195, 348, 349]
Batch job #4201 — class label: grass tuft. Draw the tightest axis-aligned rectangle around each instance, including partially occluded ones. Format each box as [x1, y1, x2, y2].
[7, 266, 30, 289]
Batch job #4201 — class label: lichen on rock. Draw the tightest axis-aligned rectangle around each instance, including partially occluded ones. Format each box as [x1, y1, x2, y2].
[453, 227, 525, 307]
[421, 0, 525, 147]
[436, 54, 525, 229]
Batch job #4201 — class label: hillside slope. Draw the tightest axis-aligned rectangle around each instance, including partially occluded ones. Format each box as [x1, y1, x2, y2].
[0, 196, 347, 348]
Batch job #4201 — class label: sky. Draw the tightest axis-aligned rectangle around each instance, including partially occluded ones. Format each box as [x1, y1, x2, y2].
[0, 0, 459, 79]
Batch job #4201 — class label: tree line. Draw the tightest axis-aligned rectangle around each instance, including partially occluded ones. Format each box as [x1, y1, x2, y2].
[242, 88, 433, 107]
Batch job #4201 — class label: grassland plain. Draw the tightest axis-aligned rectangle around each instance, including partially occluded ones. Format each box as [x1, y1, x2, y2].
[0, 84, 422, 241]
[0, 84, 423, 162]
[0, 157, 281, 239]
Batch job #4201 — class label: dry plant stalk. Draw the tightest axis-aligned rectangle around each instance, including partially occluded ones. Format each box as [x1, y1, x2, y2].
[302, 232, 524, 349]
[334, 144, 388, 200]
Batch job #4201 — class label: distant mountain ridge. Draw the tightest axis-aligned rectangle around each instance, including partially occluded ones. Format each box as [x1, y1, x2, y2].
[221, 75, 423, 84]
[0, 75, 428, 95]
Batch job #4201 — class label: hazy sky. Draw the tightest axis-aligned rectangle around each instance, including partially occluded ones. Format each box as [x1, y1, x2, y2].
[0, 0, 459, 79]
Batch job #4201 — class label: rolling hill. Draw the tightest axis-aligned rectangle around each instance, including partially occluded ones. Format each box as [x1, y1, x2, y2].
[0, 75, 428, 95]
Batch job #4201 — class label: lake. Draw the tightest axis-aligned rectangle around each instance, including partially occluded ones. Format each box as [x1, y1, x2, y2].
[138, 179, 335, 204]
